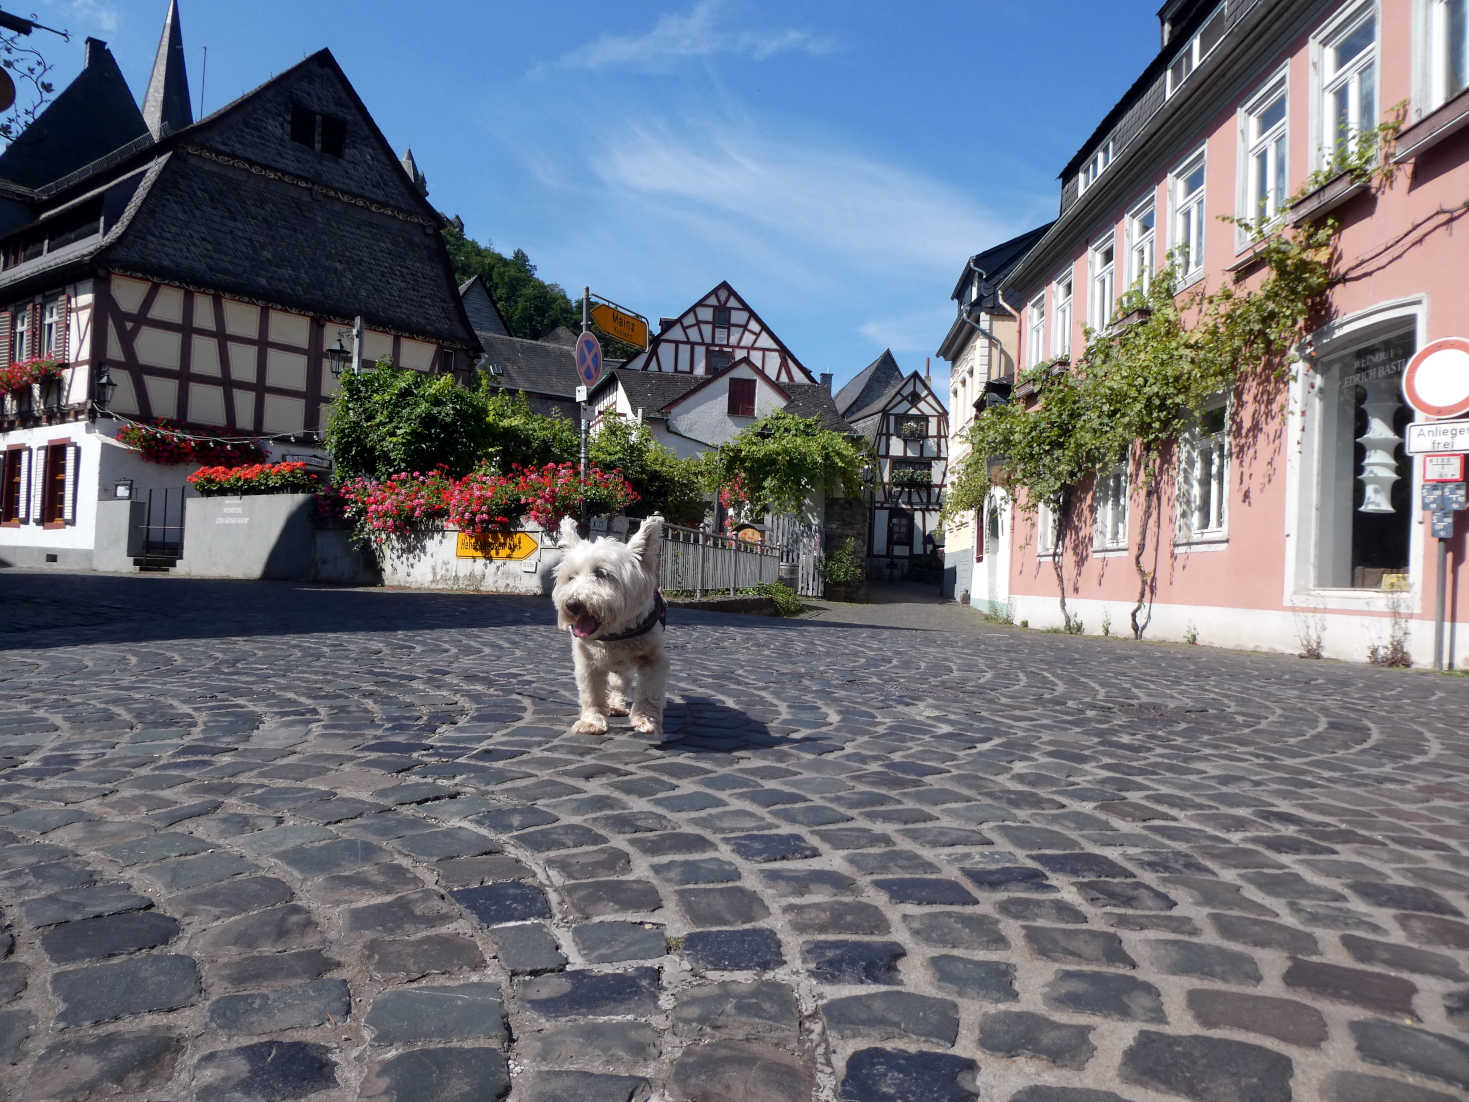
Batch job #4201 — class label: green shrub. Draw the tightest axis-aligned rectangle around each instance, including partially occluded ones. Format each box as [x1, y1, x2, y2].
[753, 582, 803, 616]
[821, 538, 865, 587]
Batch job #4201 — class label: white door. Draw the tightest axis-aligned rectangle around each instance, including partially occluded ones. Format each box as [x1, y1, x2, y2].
[973, 490, 1011, 613]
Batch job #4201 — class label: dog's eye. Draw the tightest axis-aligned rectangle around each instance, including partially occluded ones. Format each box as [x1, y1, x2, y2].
[593, 567, 608, 580]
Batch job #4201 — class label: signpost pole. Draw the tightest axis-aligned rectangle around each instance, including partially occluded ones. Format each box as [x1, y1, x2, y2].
[1434, 535, 1448, 671]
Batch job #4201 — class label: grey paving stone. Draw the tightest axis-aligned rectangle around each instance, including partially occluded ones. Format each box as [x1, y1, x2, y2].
[518, 1071, 646, 1102]
[390, 827, 499, 861]
[1032, 852, 1136, 878]
[998, 897, 1089, 924]
[684, 928, 785, 971]
[214, 949, 340, 990]
[962, 865, 1055, 893]
[139, 851, 255, 891]
[1120, 1029, 1292, 1101]
[365, 982, 506, 1045]
[873, 878, 978, 905]
[1187, 989, 1328, 1047]
[1350, 1019, 1469, 1091]
[847, 849, 940, 875]
[52, 953, 201, 1027]
[201, 906, 322, 959]
[519, 967, 660, 1019]
[759, 868, 858, 898]
[146, 798, 224, 827]
[678, 885, 770, 926]
[488, 923, 566, 975]
[513, 824, 609, 852]
[903, 911, 1008, 950]
[1024, 926, 1136, 968]
[434, 854, 532, 888]
[363, 933, 485, 981]
[1074, 879, 1178, 911]
[1348, 881, 1463, 916]
[344, 889, 456, 938]
[1322, 1071, 1464, 1102]
[838, 1047, 979, 1102]
[545, 846, 632, 881]
[516, 1020, 660, 1066]
[1208, 913, 1319, 955]
[822, 991, 960, 1044]
[803, 939, 906, 985]
[1007, 1088, 1132, 1102]
[194, 1040, 338, 1101]
[979, 1010, 1095, 1068]
[234, 824, 336, 855]
[206, 978, 351, 1035]
[359, 1047, 510, 1102]
[928, 955, 1018, 1002]
[23, 883, 153, 927]
[0, 1007, 30, 1064]
[1396, 913, 1469, 949]
[274, 838, 390, 877]
[1147, 939, 1262, 985]
[1340, 933, 1468, 979]
[1282, 957, 1418, 1016]
[672, 979, 799, 1039]
[652, 857, 740, 885]
[672, 1039, 814, 1102]
[310, 863, 424, 903]
[170, 876, 292, 920]
[451, 882, 552, 924]
[40, 910, 181, 963]
[25, 1028, 184, 1100]
[573, 921, 667, 962]
[1043, 970, 1165, 1023]
[563, 878, 663, 917]
[727, 833, 820, 862]
[785, 900, 891, 935]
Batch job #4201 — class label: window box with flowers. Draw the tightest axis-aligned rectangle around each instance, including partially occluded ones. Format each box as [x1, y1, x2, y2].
[896, 416, 927, 441]
[1, 355, 66, 417]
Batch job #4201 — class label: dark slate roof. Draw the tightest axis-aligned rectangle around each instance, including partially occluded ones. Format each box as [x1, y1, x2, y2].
[542, 325, 578, 347]
[477, 331, 582, 399]
[101, 152, 476, 346]
[835, 349, 904, 420]
[142, 0, 193, 140]
[950, 223, 1055, 308]
[0, 38, 149, 190]
[461, 276, 508, 336]
[784, 383, 856, 434]
[609, 369, 703, 416]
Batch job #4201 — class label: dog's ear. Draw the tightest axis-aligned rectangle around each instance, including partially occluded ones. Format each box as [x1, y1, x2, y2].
[627, 514, 664, 570]
[559, 516, 581, 548]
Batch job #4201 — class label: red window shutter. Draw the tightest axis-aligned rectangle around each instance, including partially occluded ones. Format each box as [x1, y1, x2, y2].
[727, 377, 755, 417]
[56, 294, 69, 361]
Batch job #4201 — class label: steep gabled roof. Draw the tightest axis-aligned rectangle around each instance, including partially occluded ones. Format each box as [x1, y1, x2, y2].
[476, 330, 581, 399]
[142, 0, 193, 140]
[604, 368, 703, 417]
[661, 356, 791, 413]
[784, 383, 856, 434]
[461, 275, 509, 336]
[0, 38, 149, 190]
[949, 223, 1054, 307]
[835, 349, 905, 420]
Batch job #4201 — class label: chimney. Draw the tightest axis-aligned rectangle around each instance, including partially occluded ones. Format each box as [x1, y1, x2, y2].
[925, 357, 931, 381]
[85, 38, 107, 67]
[820, 372, 833, 393]
[659, 317, 677, 332]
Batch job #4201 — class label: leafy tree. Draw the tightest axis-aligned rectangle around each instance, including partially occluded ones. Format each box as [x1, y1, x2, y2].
[715, 410, 865, 518]
[1, 15, 59, 144]
[326, 360, 491, 480]
[588, 416, 707, 526]
[479, 385, 578, 472]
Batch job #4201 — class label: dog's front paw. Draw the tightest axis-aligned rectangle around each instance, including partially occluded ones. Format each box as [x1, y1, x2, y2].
[608, 696, 631, 717]
[630, 712, 661, 736]
[572, 715, 608, 735]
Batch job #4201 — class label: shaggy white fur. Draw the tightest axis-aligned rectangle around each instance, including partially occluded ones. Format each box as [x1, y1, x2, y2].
[551, 515, 668, 736]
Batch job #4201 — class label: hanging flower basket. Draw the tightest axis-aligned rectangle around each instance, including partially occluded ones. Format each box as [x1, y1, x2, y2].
[116, 419, 269, 466]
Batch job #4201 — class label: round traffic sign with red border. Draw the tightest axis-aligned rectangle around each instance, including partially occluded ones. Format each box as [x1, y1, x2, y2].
[1402, 337, 1469, 418]
[575, 331, 603, 387]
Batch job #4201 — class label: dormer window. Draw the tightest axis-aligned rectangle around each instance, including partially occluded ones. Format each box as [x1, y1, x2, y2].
[1166, 2, 1227, 97]
[1079, 139, 1115, 193]
[290, 103, 347, 158]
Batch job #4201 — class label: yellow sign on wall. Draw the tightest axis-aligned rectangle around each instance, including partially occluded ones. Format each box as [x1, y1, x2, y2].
[591, 303, 649, 350]
[456, 531, 538, 560]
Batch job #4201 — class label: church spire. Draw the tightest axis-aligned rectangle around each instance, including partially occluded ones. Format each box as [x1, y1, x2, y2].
[143, 0, 192, 139]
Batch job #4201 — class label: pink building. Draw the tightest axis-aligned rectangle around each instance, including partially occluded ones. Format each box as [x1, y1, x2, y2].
[987, 0, 1469, 666]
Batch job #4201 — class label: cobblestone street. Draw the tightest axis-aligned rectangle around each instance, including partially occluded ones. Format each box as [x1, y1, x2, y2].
[1, 572, 1468, 1102]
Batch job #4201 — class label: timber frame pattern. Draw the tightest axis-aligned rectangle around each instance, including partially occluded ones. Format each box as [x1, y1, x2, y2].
[625, 282, 816, 384]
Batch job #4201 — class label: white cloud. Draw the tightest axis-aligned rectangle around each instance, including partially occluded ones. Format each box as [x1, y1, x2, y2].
[43, 0, 119, 34]
[858, 306, 960, 360]
[550, 0, 836, 71]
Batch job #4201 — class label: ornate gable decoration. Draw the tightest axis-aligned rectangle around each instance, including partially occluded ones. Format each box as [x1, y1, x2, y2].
[625, 281, 815, 385]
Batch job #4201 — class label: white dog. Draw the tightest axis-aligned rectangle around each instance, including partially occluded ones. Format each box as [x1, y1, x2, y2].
[552, 515, 668, 737]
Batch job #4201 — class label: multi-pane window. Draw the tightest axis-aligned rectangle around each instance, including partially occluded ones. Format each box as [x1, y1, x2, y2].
[1127, 197, 1156, 292]
[727, 377, 755, 417]
[1430, 0, 1469, 108]
[707, 349, 733, 374]
[41, 299, 58, 356]
[13, 305, 30, 362]
[1052, 274, 1073, 358]
[1179, 400, 1229, 539]
[1080, 140, 1115, 192]
[1243, 76, 1288, 222]
[713, 306, 732, 328]
[1093, 464, 1129, 550]
[1090, 234, 1116, 330]
[1319, 4, 1377, 166]
[1171, 149, 1207, 279]
[1036, 501, 1058, 557]
[1166, 2, 1227, 96]
[1027, 292, 1047, 366]
[41, 442, 68, 526]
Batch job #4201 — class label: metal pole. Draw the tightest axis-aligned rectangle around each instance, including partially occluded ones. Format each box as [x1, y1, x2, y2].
[1434, 534, 1448, 671]
[351, 315, 362, 375]
[579, 289, 589, 532]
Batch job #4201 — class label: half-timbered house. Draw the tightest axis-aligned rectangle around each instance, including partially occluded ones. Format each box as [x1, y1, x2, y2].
[0, 2, 476, 570]
[835, 350, 949, 577]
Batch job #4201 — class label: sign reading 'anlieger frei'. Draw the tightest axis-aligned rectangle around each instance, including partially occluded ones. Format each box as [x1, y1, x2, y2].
[1406, 418, 1469, 454]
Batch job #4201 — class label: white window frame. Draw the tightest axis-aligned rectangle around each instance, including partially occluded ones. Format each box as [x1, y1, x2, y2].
[1036, 500, 1058, 558]
[1027, 291, 1047, 367]
[1166, 2, 1228, 97]
[13, 304, 30, 362]
[41, 298, 58, 357]
[1417, 0, 1469, 113]
[1177, 395, 1230, 544]
[1126, 195, 1156, 293]
[1170, 147, 1208, 283]
[1239, 70, 1290, 231]
[1089, 232, 1117, 331]
[1093, 463, 1130, 551]
[1052, 272, 1073, 359]
[1080, 139, 1115, 193]
[1313, 1, 1379, 172]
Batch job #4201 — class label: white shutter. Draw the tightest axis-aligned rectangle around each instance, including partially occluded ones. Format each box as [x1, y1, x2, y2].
[29, 447, 43, 524]
[16, 449, 29, 523]
[61, 443, 78, 524]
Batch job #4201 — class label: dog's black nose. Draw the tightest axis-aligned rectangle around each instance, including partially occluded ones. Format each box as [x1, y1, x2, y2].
[566, 600, 585, 616]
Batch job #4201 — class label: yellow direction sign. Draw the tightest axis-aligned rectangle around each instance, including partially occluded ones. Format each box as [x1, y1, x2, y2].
[591, 302, 649, 350]
[456, 531, 538, 560]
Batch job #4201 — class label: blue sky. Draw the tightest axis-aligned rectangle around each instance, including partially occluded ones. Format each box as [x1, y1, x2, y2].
[33, 0, 1160, 397]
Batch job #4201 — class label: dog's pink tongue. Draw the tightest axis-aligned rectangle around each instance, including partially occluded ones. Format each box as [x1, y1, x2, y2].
[572, 614, 598, 638]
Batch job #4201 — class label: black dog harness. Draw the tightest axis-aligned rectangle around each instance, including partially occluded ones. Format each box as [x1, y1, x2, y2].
[600, 590, 667, 642]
